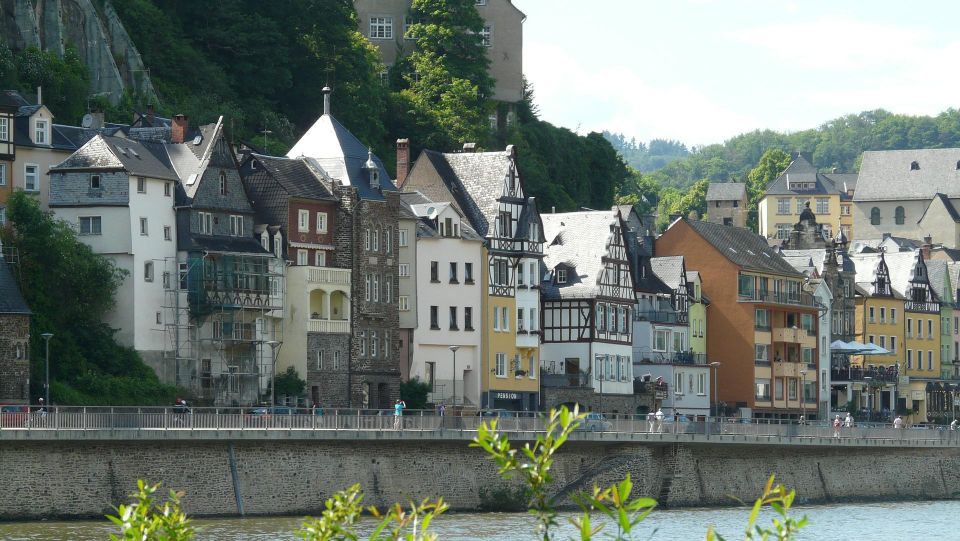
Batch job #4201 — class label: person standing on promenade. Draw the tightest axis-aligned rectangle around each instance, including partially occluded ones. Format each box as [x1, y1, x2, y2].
[647, 411, 655, 432]
[393, 399, 406, 430]
[893, 415, 904, 429]
[951, 419, 957, 431]
[655, 408, 664, 433]
[844, 412, 854, 428]
[833, 415, 842, 438]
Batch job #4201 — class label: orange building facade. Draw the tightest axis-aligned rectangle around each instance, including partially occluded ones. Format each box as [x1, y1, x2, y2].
[657, 219, 820, 420]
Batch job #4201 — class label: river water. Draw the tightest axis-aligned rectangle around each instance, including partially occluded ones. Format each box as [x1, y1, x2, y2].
[0, 500, 954, 540]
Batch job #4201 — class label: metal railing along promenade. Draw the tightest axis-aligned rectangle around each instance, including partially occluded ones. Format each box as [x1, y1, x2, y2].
[3, 407, 960, 446]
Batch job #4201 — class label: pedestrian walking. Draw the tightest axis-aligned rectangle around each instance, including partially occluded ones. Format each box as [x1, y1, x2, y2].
[844, 412, 854, 428]
[393, 399, 406, 430]
[655, 408, 664, 433]
[893, 415, 904, 429]
[833, 414, 842, 438]
[647, 411, 655, 432]
[951, 419, 958, 431]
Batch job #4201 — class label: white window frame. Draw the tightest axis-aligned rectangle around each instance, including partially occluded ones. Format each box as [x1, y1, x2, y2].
[230, 215, 243, 236]
[163, 225, 172, 241]
[493, 306, 501, 331]
[373, 274, 380, 302]
[816, 198, 829, 215]
[79, 215, 102, 235]
[24, 164, 39, 192]
[144, 261, 154, 282]
[165, 182, 172, 197]
[556, 268, 567, 284]
[297, 249, 308, 266]
[0, 162, 6, 186]
[495, 353, 506, 377]
[315, 250, 326, 267]
[399, 228, 409, 247]
[316, 212, 327, 234]
[697, 373, 706, 395]
[369, 16, 393, 39]
[373, 228, 380, 251]
[139, 217, 148, 236]
[364, 228, 371, 251]
[137, 177, 146, 194]
[385, 229, 392, 253]
[365, 274, 372, 302]
[199, 212, 213, 235]
[0, 117, 8, 141]
[399, 263, 410, 277]
[298, 209, 310, 233]
[385, 275, 392, 303]
[399, 295, 410, 311]
[480, 24, 493, 47]
[34, 118, 48, 144]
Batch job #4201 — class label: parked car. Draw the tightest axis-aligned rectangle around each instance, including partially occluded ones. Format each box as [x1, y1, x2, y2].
[577, 412, 612, 432]
[477, 409, 515, 418]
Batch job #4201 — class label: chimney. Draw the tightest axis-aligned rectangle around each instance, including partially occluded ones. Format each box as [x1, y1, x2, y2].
[147, 104, 155, 126]
[90, 112, 104, 129]
[396, 138, 410, 187]
[322, 87, 332, 116]
[462, 142, 477, 153]
[36, 86, 41, 106]
[171, 114, 188, 144]
[921, 235, 933, 260]
[551, 206, 556, 214]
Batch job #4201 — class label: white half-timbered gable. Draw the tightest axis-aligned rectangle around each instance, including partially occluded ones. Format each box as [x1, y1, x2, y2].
[539, 210, 635, 397]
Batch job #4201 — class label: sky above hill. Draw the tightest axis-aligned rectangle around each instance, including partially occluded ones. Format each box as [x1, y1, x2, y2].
[517, 0, 960, 147]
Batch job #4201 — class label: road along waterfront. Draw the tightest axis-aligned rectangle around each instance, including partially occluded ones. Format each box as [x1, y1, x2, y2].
[1, 500, 959, 539]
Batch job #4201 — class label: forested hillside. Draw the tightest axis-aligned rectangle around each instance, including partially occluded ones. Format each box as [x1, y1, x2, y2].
[52, 0, 625, 213]
[614, 108, 960, 229]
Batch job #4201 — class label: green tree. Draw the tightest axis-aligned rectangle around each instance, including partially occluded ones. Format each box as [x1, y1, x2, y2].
[272, 367, 307, 400]
[400, 377, 431, 410]
[13, 47, 89, 123]
[1, 192, 176, 405]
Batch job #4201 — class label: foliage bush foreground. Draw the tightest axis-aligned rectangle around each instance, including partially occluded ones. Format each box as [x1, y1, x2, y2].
[108, 406, 807, 540]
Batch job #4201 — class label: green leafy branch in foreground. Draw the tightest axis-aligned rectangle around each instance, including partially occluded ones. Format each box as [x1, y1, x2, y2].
[107, 406, 807, 541]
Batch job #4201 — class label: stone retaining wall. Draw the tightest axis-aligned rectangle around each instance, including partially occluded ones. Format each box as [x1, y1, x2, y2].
[1, 439, 958, 520]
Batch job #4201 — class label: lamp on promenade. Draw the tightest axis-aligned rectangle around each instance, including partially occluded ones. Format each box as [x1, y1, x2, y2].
[41, 333, 53, 407]
[266, 340, 280, 408]
[709, 362, 721, 418]
[864, 376, 873, 420]
[800, 370, 807, 423]
[449, 345, 460, 406]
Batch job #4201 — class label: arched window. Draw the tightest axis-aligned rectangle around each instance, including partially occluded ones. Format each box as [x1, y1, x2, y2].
[895, 206, 905, 225]
[910, 161, 920, 171]
[870, 207, 881, 225]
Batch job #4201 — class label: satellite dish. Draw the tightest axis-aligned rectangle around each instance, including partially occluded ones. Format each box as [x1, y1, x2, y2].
[81, 114, 93, 128]
[192, 135, 203, 145]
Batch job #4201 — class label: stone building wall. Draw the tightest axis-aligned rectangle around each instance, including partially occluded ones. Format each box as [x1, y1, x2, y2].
[0, 314, 29, 402]
[541, 386, 655, 415]
[305, 332, 351, 408]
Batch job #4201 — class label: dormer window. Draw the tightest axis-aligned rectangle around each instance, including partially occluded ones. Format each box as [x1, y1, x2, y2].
[34, 119, 49, 145]
[556, 268, 568, 284]
[0, 116, 9, 141]
[219, 171, 227, 195]
[364, 148, 379, 188]
[910, 161, 920, 171]
[90, 174, 101, 189]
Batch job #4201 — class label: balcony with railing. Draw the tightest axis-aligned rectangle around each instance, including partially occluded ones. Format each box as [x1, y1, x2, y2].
[905, 300, 939, 314]
[307, 286, 350, 334]
[738, 290, 816, 308]
[634, 351, 707, 365]
[634, 310, 689, 325]
[830, 364, 899, 383]
[307, 266, 351, 286]
[540, 372, 592, 389]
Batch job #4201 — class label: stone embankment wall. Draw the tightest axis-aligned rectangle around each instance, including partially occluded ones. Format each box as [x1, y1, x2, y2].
[1, 439, 958, 519]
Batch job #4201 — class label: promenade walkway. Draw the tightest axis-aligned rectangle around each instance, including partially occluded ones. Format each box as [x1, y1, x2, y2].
[2, 407, 958, 448]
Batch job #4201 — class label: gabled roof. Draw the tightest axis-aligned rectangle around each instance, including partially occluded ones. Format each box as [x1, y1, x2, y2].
[250, 154, 336, 201]
[763, 154, 842, 196]
[417, 149, 514, 237]
[540, 211, 620, 299]
[51, 134, 180, 181]
[926, 258, 950, 302]
[884, 250, 936, 300]
[0, 89, 30, 109]
[402, 193, 483, 241]
[848, 252, 896, 297]
[855, 148, 960, 201]
[706, 182, 746, 201]
[0, 259, 30, 314]
[650, 256, 685, 290]
[917, 193, 960, 224]
[286, 113, 395, 200]
[678, 219, 802, 276]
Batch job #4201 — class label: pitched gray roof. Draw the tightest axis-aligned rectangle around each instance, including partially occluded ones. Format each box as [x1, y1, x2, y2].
[763, 154, 842, 196]
[540, 211, 619, 299]
[927, 258, 950, 302]
[884, 250, 932, 299]
[286, 113, 395, 200]
[419, 149, 513, 237]
[650, 256, 685, 290]
[917, 193, 960, 224]
[51, 134, 181, 182]
[251, 154, 335, 201]
[680, 219, 802, 276]
[855, 148, 960, 201]
[706, 182, 746, 201]
[0, 259, 30, 314]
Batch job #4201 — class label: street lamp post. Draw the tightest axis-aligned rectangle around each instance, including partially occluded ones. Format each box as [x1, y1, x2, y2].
[449, 345, 460, 406]
[800, 370, 807, 423]
[709, 362, 720, 418]
[40, 333, 53, 407]
[864, 376, 873, 420]
[266, 340, 280, 408]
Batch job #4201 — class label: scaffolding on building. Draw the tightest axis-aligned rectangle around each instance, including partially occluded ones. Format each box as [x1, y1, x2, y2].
[162, 250, 285, 406]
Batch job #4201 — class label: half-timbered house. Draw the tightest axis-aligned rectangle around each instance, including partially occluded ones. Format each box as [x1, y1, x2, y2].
[539, 210, 637, 413]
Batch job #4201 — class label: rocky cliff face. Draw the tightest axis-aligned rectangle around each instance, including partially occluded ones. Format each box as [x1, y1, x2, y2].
[0, 0, 157, 104]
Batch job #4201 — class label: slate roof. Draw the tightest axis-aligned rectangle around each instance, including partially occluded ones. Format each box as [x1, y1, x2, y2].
[855, 148, 960, 201]
[884, 250, 934, 300]
[926, 258, 950, 302]
[188, 235, 271, 256]
[0, 259, 30, 314]
[847, 252, 895, 297]
[286, 113, 395, 200]
[763, 154, 843, 196]
[0, 90, 29, 109]
[402, 194, 483, 242]
[680, 219, 802, 276]
[540, 211, 619, 299]
[780, 247, 856, 274]
[413, 149, 513, 237]
[917, 193, 960, 224]
[650, 256, 685, 290]
[706, 182, 746, 201]
[251, 154, 335, 201]
[51, 134, 181, 182]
